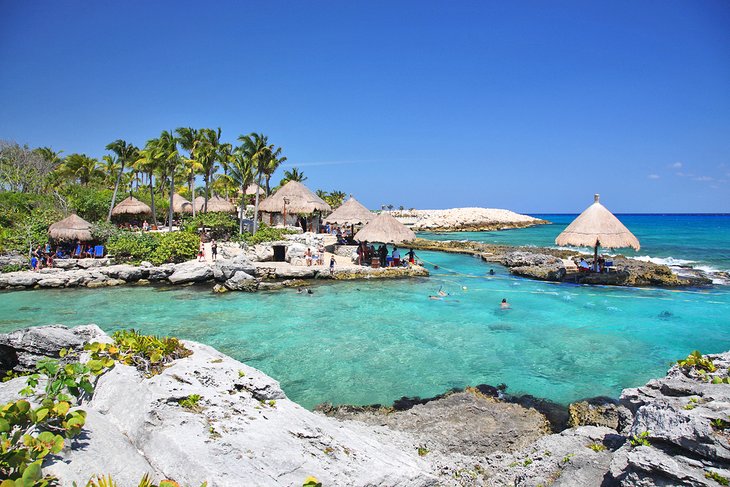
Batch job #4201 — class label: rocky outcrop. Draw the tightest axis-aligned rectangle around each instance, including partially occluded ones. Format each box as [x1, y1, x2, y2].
[397, 208, 548, 232]
[167, 261, 214, 284]
[1, 325, 729, 486]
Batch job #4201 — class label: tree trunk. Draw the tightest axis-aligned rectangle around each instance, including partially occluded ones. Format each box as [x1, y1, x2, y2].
[204, 172, 210, 213]
[189, 175, 196, 217]
[168, 171, 175, 231]
[253, 172, 263, 234]
[265, 174, 271, 196]
[149, 172, 157, 226]
[239, 184, 245, 234]
[107, 161, 125, 222]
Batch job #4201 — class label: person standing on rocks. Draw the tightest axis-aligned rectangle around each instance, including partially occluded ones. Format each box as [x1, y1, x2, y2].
[330, 255, 336, 276]
[211, 240, 218, 262]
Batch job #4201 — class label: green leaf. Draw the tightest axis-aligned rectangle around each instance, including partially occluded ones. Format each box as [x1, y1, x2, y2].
[59, 348, 68, 358]
[35, 407, 49, 422]
[15, 400, 30, 414]
[149, 353, 162, 364]
[54, 401, 70, 416]
[21, 460, 42, 482]
[87, 359, 104, 373]
[0, 417, 9, 432]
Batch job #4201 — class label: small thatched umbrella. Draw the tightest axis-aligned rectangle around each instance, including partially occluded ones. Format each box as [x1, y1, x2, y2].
[325, 196, 374, 225]
[244, 182, 264, 196]
[193, 196, 205, 212]
[171, 193, 193, 214]
[204, 196, 236, 213]
[111, 196, 152, 217]
[259, 181, 332, 214]
[556, 194, 640, 265]
[354, 212, 416, 245]
[49, 214, 93, 241]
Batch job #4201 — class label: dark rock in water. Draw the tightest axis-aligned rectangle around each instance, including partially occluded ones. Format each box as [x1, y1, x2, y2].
[658, 310, 673, 319]
[504, 394, 570, 432]
[488, 323, 513, 331]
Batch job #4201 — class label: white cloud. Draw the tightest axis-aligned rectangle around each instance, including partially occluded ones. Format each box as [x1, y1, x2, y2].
[670, 162, 683, 169]
[647, 174, 660, 179]
[693, 176, 714, 182]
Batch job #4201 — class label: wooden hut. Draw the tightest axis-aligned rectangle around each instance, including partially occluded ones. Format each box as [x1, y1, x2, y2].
[324, 196, 373, 226]
[354, 212, 416, 245]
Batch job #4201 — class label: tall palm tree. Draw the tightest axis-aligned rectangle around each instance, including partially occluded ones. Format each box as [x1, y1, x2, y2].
[198, 127, 222, 213]
[263, 146, 287, 195]
[153, 130, 180, 231]
[228, 145, 254, 234]
[175, 127, 200, 217]
[279, 167, 307, 186]
[218, 142, 233, 199]
[105, 139, 139, 222]
[238, 132, 273, 233]
[134, 143, 161, 226]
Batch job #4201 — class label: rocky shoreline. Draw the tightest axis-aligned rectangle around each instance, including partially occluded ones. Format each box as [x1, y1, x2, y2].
[410, 238, 716, 288]
[1, 325, 728, 485]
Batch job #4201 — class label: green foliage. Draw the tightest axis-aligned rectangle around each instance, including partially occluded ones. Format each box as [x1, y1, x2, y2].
[106, 232, 157, 262]
[630, 431, 651, 448]
[84, 330, 192, 377]
[522, 458, 533, 466]
[684, 397, 700, 410]
[151, 231, 199, 265]
[62, 186, 113, 222]
[236, 224, 297, 245]
[711, 376, 730, 384]
[82, 473, 201, 487]
[677, 350, 716, 373]
[561, 453, 575, 464]
[588, 443, 606, 452]
[1, 207, 62, 253]
[1, 263, 25, 273]
[238, 370, 246, 378]
[89, 221, 120, 244]
[416, 445, 429, 456]
[182, 212, 237, 239]
[711, 418, 729, 431]
[302, 477, 322, 487]
[179, 394, 202, 411]
[706, 471, 730, 485]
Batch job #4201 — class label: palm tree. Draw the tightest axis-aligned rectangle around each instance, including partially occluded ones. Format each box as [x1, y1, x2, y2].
[198, 127, 222, 213]
[60, 154, 103, 186]
[329, 190, 346, 208]
[152, 130, 180, 231]
[101, 155, 120, 187]
[279, 167, 307, 186]
[105, 139, 139, 222]
[238, 132, 273, 233]
[175, 127, 200, 217]
[228, 145, 254, 234]
[263, 147, 287, 195]
[134, 143, 161, 226]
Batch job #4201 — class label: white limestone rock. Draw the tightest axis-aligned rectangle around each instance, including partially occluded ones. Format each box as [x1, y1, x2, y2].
[167, 261, 213, 284]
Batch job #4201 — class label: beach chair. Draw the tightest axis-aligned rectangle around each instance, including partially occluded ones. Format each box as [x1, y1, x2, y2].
[604, 261, 615, 272]
[94, 245, 104, 258]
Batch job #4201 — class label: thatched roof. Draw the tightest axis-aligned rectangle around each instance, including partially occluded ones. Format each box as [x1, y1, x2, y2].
[194, 195, 236, 213]
[172, 193, 193, 213]
[111, 196, 152, 216]
[555, 194, 640, 250]
[49, 214, 93, 241]
[243, 183, 264, 195]
[259, 181, 331, 214]
[354, 212, 416, 245]
[325, 196, 373, 225]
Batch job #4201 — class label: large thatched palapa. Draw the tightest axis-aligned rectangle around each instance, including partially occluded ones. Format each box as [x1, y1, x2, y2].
[48, 214, 93, 241]
[325, 196, 373, 225]
[194, 195, 236, 213]
[556, 194, 640, 262]
[171, 193, 193, 214]
[259, 181, 331, 214]
[111, 196, 152, 216]
[354, 212, 416, 245]
[243, 182, 264, 196]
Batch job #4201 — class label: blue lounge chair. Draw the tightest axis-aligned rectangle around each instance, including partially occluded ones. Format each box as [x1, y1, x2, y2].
[94, 245, 104, 258]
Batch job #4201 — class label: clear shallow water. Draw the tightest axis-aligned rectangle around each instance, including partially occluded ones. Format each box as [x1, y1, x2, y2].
[422, 214, 730, 273]
[2, 249, 729, 409]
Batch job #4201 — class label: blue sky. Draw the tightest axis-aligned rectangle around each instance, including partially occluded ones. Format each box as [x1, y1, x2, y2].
[1, 1, 729, 213]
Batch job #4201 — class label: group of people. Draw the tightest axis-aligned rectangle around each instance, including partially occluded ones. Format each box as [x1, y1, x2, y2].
[356, 242, 417, 268]
[578, 256, 609, 273]
[197, 233, 218, 262]
[29, 240, 98, 271]
[303, 246, 336, 275]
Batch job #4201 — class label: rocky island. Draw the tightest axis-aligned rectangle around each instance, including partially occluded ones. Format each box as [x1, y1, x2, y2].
[390, 208, 548, 232]
[1, 325, 728, 486]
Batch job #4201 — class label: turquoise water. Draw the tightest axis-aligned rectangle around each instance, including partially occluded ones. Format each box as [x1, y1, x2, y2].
[2, 248, 729, 409]
[423, 214, 730, 274]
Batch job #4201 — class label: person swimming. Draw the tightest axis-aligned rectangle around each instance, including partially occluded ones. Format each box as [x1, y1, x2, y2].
[489, 269, 495, 275]
[500, 298, 510, 309]
[437, 285, 449, 297]
[428, 295, 443, 300]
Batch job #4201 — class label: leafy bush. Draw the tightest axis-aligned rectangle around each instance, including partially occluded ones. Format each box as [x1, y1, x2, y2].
[236, 224, 298, 245]
[151, 231, 199, 265]
[2, 207, 62, 253]
[182, 212, 238, 239]
[677, 350, 716, 373]
[178, 394, 203, 412]
[630, 431, 651, 447]
[90, 221, 120, 244]
[62, 186, 113, 222]
[106, 232, 157, 262]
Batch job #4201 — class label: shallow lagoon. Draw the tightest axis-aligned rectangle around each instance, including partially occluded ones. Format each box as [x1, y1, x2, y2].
[2, 249, 729, 409]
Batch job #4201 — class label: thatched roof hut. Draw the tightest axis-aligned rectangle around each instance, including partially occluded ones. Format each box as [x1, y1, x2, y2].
[194, 196, 236, 213]
[259, 181, 331, 214]
[556, 194, 640, 252]
[244, 183, 264, 196]
[325, 196, 373, 225]
[48, 214, 93, 241]
[171, 193, 193, 214]
[111, 196, 152, 216]
[354, 212, 416, 245]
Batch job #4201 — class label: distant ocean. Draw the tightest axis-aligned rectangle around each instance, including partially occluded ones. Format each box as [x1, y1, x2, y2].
[421, 214, 730, 282]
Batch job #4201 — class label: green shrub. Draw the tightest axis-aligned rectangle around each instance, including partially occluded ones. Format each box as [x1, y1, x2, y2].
[90, 221, 121, 244]
[630, 431, 651, 447]
[106, 232, 157, 262]
[677, 350, 716, 373]
[151, 231, 199, 265]
[62, 186, 113, 222]
[2, 207, 62, 253]
[178, 394, 203, 412]
[182, 212, 238, 239]
[237, 224, 298, 245]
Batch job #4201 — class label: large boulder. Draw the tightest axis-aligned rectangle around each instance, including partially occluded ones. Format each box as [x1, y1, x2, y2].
[285, 242, 307, 262]
[99, 265, 142, 282]
[4, 272, 42, 287]
[167, 261, 213, 284]
[223, 271, 258, 292]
